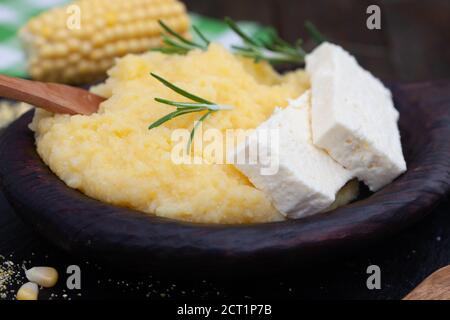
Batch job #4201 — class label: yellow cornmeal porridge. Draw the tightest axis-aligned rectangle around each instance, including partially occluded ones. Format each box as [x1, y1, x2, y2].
[31, 44, 327, 224]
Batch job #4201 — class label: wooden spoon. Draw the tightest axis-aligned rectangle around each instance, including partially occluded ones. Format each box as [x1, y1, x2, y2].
[0, 74, 104, 115]
[403, 265, 450, 300]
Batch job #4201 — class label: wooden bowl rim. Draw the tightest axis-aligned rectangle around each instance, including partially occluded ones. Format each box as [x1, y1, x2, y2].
[1, 81, 449, 270]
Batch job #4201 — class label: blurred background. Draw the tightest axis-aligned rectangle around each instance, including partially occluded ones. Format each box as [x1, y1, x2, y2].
[185, 0, 450, 82]
[0, 0, 449, 82]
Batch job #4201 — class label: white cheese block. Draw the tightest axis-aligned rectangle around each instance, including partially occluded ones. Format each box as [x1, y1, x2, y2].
[232, 91, 353, 219]
[306, 42, 407, 191]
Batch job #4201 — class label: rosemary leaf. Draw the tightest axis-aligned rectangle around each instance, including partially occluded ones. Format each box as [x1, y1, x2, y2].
[193, 26, 210, 46]
[187, 110, 213, 152]
[148, 109, 199, 129]
[154, 98, 212, 110]
[158, 20, 204, 49]
[224, 17, 259, 46]
[151, 73, 213, 105]
[304, 20, 326, 44]
[151, 47, 189, 54]
[162, 36, 197, 51]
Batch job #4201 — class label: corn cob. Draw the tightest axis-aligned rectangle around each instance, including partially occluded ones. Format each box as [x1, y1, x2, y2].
[20, 0, 190, 85]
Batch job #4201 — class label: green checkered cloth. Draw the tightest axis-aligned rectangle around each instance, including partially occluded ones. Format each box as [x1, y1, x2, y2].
[0, 0, 70, 77]
[0, 0, 269, 78]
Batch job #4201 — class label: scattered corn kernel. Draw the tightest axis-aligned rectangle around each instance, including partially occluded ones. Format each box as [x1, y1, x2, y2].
[16, 282, 39, 301]
[20, 0, 190, 84]
[25, 267, 59, 288]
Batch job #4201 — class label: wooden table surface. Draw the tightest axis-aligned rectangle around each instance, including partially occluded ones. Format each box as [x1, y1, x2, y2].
[0, 0, 449, 300]
[1, 189, 449, 300]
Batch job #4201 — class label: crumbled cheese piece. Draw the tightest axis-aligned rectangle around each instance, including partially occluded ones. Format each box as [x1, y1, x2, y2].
[232, 91, 353, 219]
[306, 42, 406, 191]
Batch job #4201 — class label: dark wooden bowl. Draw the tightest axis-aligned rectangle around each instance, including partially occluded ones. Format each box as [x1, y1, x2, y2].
[0, 81, 449, 274]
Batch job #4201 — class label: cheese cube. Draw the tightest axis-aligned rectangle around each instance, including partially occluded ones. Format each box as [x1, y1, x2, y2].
[306, 42, 407, 191]
[232, 91, 353, 219]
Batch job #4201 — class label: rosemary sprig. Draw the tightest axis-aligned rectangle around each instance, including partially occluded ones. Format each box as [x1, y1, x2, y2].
[148, 73, 232, 152]
[152, 20, 210, 55]
[153, 18, 325, 65]
[225, 17, 306, 65]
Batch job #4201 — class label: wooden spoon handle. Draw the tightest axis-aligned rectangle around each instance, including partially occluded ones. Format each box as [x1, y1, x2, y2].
[403, 265, 450, 300]
[0, 74, 104, 115]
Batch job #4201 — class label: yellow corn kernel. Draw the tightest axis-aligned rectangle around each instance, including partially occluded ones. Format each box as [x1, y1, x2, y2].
[20, 0, 190, 85]
[25, 267, 59, 288]
[16, 282, 39, 301]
